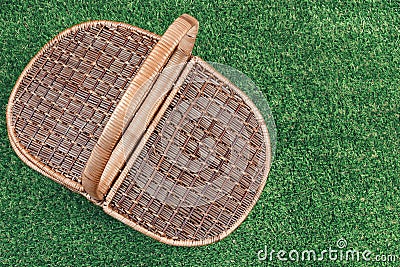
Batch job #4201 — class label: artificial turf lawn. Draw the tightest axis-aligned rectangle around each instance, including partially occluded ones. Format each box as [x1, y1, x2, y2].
[0, 0, 399, 266]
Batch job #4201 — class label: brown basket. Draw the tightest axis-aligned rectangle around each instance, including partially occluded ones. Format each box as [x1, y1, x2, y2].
[7, 14, 272, 246]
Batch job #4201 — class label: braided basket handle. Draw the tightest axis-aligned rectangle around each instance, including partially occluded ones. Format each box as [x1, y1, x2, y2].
[82, 14, 199, 200]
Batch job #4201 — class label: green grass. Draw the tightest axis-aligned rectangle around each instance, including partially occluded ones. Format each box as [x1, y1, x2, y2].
[0, 0, 399, 266]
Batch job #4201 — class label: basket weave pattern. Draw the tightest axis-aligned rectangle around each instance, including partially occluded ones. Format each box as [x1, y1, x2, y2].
[10, 22, 158, 183]
[7, 15, 272, 246]
[108, 61, 267, 242]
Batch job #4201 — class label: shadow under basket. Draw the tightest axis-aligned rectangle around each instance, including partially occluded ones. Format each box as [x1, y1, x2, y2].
[7, 14, 272, 246]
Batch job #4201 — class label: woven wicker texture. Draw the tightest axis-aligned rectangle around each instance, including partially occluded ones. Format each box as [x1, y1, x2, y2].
[105, 58, 270, 245]
[8, 22, 159, 188]
[7, 15, 272, 246]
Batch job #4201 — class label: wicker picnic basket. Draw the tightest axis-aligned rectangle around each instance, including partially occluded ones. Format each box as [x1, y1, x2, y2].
[6, 14, 272, 246]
